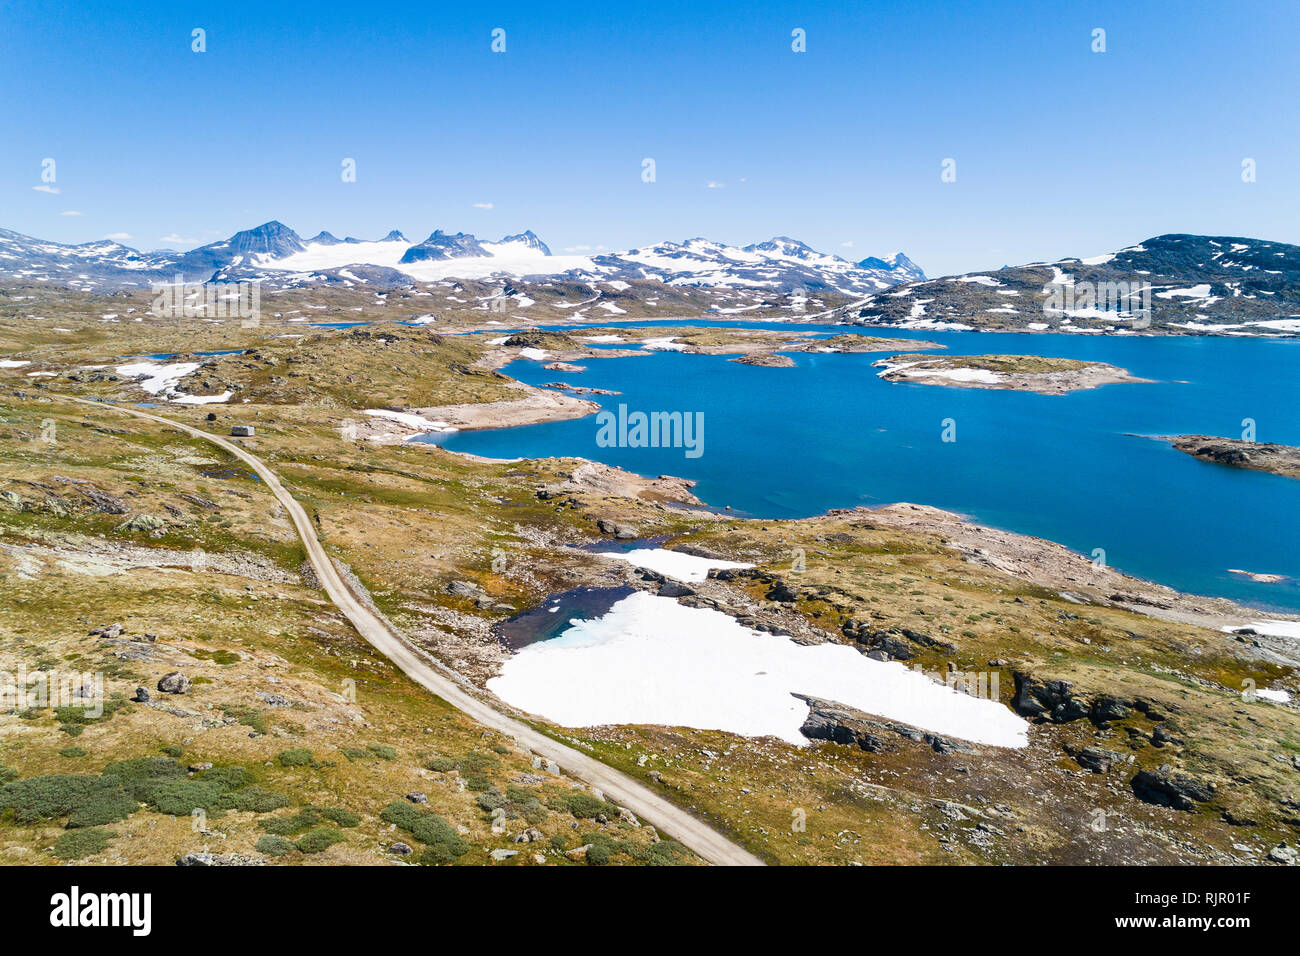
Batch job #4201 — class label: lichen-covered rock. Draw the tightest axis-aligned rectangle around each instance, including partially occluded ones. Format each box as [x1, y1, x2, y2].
[118, 514, 166, 533]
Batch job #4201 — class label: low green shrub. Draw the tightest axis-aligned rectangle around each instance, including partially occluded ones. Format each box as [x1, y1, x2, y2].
[0, 774, 119, 823]
[256, 834, 295, 857]
[627, 839, 689, 866]
[277, 748, 313, 768]
[317, 807, 360, 828]
[66, 787, 137, 828]
[259, 809, 321, 835]
[554, 791, 619, 820]
[295, 827, 346, 854]
[200, 766, 250, 790]
[52, 827, 116, 860]
[142, 779, 224, 816]
[379, 800, 468, 864]
[220, 786, 290, 813]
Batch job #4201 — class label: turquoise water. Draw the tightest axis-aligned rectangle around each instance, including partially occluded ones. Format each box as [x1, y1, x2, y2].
[422, 325, 1300, 612]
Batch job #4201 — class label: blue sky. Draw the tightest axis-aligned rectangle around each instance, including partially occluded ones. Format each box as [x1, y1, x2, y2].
[3, 0, 1297, 276]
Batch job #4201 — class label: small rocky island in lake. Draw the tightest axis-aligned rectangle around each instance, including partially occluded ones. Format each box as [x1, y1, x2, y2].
[1159, 435, 1300, 479]
[730, 352, 797, 367]
[872, 353, 1149, 394]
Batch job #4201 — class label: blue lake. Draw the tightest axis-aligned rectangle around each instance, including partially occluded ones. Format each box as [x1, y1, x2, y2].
[425, 324, 1300, 612]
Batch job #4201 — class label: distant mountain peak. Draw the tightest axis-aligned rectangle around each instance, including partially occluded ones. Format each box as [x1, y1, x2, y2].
[745, 236, 819, 254]
[856, 252, 925, 281]
[496, 230, 551, 255]
[225, 221, 305, 258]
[399, 229, 489, 264]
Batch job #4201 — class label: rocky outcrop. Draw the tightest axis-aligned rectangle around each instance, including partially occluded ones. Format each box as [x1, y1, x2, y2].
[1162, 435, 1300, 480]
[633, 567, 695, 599]
[176, 852, 265, 866]
[117, 514, 166, 533]
[1130, 765, 1216, 811]
[842, 618, 956, 661]
[1012, 674, 1137, 726]
[729, 352, 796, 367]
[797, 695, 974, 755]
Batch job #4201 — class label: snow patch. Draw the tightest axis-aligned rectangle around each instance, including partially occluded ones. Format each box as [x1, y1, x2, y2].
[593, 548, 752, 583]
[487, 592, 1029, 748]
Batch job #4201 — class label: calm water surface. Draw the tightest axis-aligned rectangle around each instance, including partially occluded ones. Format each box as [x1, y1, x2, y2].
[420, 324, 1300, 612]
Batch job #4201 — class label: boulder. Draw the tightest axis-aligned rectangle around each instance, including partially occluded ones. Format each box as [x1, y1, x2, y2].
[156, 672, 191, 695]
[1068, 745, 1128, 774]
[766, 580, 799, 603]
[657, 580, 695, 599]
[118, 514, 166, 533]
[447, 581, 486, 599]
[131, 686, 150, 703]
[390, 842, 413, 856]
[596, 518, 637, 539]
[1267, 843, 1298, 865]
[1151, 725, 1184, 748]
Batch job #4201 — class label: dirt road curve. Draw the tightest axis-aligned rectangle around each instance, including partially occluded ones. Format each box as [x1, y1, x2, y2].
[67, 397, 764, 867]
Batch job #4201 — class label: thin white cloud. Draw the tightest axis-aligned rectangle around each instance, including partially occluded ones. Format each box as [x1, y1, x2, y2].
[706, 181, 725, 189]
[103, 232, 131, 241]
[160, 233, 199, 246]
[840, 240, 854, 248]
[473, 202, 494, 210]
[32, 184, 60, 194]
[60, 210, 82, 217]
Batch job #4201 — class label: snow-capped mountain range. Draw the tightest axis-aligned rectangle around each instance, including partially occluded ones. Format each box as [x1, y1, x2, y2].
[0, 222, 923, 295]
[831, 234, 1300, 334]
